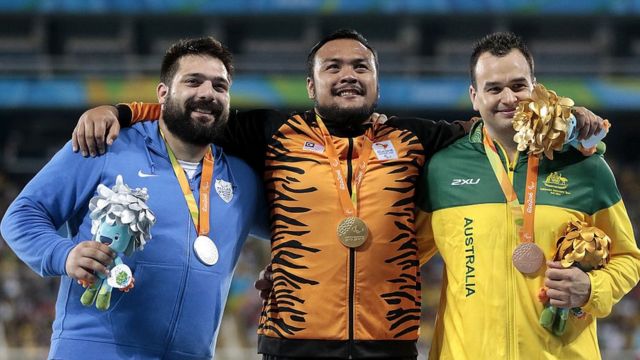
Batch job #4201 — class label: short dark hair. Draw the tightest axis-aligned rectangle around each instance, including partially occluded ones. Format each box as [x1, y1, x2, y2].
[306, 28, 378, 78]
[160, 37, 234, 85]
[469, 32, 534, 88]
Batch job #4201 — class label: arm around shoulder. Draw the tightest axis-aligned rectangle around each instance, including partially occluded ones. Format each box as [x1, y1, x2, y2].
[386, 116, 475, 156]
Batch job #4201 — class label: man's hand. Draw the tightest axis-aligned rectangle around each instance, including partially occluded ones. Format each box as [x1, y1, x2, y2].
[544, 261, 591, 308]
[72, 105, 121, 157]
[369, 112, 388, 124]
[254, 264, 273, 303]
[65, 241, 115, 285]
[572, 107, 605, 141]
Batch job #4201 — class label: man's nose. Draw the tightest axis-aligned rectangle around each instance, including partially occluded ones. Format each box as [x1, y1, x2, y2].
[339, 67, 358, 83]
[339, 75, 357, 85]
[196, 81, 215, 100]
[500, 88, 517, 105]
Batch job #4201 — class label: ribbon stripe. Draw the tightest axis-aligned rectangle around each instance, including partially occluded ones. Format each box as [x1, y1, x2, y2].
[315, 115, 375, 216]
[482, 126, 539, 244]
[161, 129, 214, 236]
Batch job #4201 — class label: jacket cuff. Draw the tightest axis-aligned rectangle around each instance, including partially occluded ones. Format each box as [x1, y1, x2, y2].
[581, 271, 609, 318]
[116, 103, 133, 128]
[44, 238, 76, 277]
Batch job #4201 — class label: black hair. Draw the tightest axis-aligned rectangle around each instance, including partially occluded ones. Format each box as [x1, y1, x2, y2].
[306, 28, 378, 78]
[160, 37, 234, 85]
[469, 32, 534, 87]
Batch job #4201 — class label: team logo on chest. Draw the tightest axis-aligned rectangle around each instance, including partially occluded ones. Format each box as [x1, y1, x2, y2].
[372, 140, 398, 160]
[215, 178, 234, 203]
[302, 141, 325, 154]
[541, 172, 571, 196]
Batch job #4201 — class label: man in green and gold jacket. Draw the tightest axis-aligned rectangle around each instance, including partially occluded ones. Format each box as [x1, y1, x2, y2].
[416, 32, 640, 360]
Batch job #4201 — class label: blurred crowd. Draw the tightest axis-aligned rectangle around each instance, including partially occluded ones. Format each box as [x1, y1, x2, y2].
[1, 157, 639, 357]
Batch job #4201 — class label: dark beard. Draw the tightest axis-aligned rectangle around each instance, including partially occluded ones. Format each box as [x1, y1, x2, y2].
[314, 101, 376, 129]
[162, 95, 229, 146]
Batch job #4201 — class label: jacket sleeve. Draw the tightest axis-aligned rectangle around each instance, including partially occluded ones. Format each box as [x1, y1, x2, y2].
[415, 159, 439, 266]
[416, 209, 438, 266]
[581, 157, 640, 318]
[216, 109, 286, 170]
[385, 117, 476, 159]
[116, 102, 161, 127]
[248, 166, 271, 241]
[582, 199, 640, 318]
[117, 104, 285, 170]
[0, 142, 106, 277]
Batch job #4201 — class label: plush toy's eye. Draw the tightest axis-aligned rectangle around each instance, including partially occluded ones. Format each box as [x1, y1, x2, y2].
[114, 234, 120, 240]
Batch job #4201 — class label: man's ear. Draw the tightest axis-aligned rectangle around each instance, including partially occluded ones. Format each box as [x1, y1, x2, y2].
[306, 77, 315, 100]
[469, 85, 479, 112]
[157, 83, 168, 104]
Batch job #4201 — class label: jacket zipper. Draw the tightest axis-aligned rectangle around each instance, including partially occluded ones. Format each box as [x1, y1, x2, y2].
[163, 163, 197, 355]
[347, 137, 355, 358]
[502, 145, 518, 359]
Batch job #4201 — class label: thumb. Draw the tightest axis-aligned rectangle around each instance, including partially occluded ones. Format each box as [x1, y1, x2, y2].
[106, 123, 120, 146]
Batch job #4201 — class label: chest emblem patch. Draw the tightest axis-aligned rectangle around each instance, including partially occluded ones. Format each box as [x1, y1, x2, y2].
[541, 172, 570, 196]
[372, 140, 398, 160]
[302, 141, 325, 154]
[215, 178, 234, 203]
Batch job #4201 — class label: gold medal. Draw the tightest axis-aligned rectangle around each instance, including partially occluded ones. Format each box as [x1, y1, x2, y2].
[512, 242, 545, 275]
[337, 217, 368, 248]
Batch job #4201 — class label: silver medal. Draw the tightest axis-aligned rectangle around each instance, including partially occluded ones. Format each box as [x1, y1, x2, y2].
[194, 235, 219, 266]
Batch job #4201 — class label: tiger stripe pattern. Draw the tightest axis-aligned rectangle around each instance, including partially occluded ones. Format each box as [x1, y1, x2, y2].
[258, 114, 426, 341]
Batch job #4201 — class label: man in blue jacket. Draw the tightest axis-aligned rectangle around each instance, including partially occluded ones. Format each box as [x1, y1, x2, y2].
[1, 37, 266, 360]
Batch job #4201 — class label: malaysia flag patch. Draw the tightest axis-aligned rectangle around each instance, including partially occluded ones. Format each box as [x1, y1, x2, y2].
[302, 141, 325, 153]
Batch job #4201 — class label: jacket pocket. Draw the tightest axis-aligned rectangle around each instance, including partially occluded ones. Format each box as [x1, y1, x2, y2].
[108, 263, 184, 350]
[169, 268, 225, 357]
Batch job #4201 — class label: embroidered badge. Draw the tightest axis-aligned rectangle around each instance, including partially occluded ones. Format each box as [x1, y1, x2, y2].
[372, 140, 398, 160]
[215, 178, 234, 203]
[540, 172, 571, 196]
[302, 141, 325, 154]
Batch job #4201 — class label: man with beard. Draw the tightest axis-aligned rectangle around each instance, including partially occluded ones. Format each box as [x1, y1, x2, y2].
[70, 29, 602, 359]
[1, 37, 267, 360]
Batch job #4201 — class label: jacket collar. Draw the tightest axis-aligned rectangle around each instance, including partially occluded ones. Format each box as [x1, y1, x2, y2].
[303, 110, 373, 138]
[468, 119, 530, 165]
[134, 120, 221, 163]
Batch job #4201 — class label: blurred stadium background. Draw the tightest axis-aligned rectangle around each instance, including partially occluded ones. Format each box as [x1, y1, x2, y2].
[1, 0, 640, 359]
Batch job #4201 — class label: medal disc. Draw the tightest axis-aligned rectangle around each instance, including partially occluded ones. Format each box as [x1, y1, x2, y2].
[194, 235, 219, 266]
[337, 217, 369, 248]
[512, 242, 545, 274]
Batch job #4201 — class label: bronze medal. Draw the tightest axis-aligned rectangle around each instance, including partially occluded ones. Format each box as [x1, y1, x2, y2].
[337, 217, 368, 248]
[512, 242, 545, 274]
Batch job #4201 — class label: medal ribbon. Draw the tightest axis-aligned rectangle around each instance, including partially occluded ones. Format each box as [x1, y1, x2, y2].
[161, 129, 214, 236]
[482, 126, 539, 244]
[315, 115, 375, 216]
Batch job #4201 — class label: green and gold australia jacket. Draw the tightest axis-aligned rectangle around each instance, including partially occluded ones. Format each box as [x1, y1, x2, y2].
[416, 121, 640, 360]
